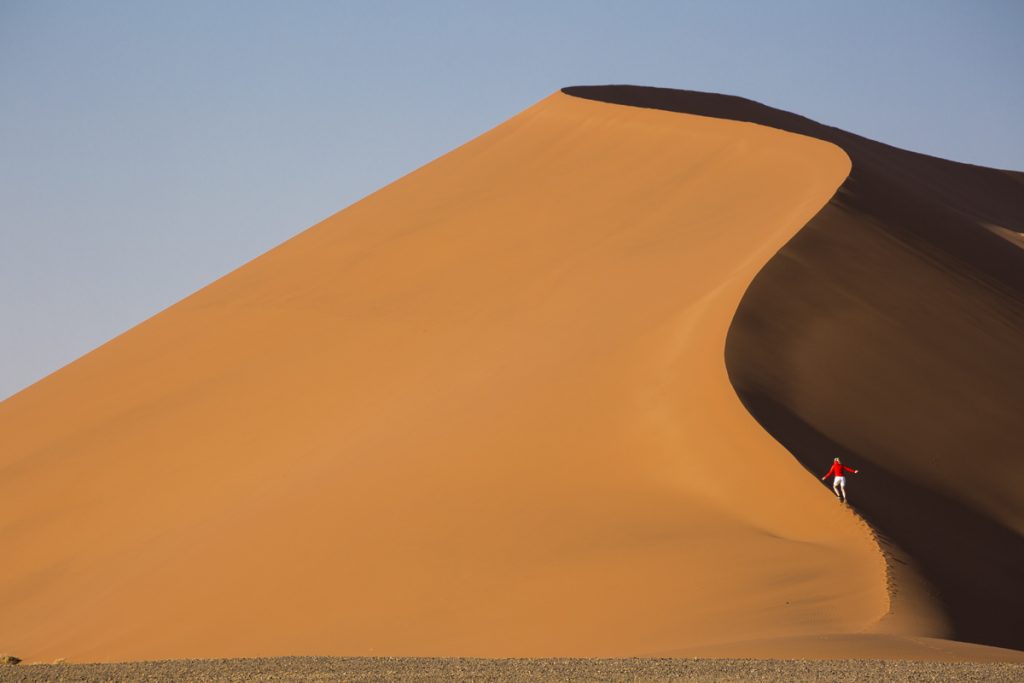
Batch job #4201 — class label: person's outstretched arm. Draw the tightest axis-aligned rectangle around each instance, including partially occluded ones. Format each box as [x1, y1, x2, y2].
[843, 466, 859, 474]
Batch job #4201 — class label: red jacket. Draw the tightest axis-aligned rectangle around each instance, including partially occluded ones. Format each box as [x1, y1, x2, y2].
[822, 462, 858, 479]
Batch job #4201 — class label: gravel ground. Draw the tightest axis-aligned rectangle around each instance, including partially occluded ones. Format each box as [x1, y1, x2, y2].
[2, 657, 1023, 682]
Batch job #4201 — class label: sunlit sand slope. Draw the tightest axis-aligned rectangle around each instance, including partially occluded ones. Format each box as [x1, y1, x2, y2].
[0, 93, 874, 662]
[565, 85, 1024, 654]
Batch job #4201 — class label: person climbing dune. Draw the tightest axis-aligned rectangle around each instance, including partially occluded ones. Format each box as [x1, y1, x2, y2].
[822, 457, 859, 502]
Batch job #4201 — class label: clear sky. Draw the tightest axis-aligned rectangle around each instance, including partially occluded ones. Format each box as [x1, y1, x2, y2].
[2, 1, 1022, 399]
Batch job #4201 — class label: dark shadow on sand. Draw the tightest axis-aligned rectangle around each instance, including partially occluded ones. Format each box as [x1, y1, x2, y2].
[564, 85, 1024, 651]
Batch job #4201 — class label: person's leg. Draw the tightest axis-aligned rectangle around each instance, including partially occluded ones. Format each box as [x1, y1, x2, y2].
[833, 478, 842, 499]
[838, 478, 847, 501]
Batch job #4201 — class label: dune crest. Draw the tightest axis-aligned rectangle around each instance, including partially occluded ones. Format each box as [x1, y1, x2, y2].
[565, 85, 1024, 655]
[0, 92, 889, 662]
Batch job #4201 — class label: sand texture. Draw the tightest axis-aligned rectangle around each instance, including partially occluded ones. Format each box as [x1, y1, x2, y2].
[3, 657, 1024, 683]
[2, 88, 1022, 665]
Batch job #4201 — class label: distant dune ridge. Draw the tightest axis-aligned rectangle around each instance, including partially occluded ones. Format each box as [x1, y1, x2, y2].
[1, 87, 1022, 665]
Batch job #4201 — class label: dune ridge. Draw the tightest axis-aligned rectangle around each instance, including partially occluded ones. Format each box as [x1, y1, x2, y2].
[564, 85, 1024, 653]
[5, 86, 1021, 665]
[0, 92, 892, 663]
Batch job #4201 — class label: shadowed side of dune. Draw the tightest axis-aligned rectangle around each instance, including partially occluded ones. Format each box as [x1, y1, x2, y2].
[563, 85, 1024, 651]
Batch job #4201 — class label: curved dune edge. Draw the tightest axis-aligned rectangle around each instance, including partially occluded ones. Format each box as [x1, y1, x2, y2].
[0, 92, 891, 663]
[563, 85, 1024, 659]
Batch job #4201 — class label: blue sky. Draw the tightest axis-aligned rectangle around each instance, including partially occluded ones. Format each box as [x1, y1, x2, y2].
[2, 1, 1022, 399]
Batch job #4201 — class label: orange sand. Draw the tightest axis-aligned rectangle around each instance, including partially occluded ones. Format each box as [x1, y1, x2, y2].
[559, 86, 1024, 655]
[1, 92, 940, 662]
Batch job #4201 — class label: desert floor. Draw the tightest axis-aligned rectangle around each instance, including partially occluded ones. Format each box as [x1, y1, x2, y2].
[3, 657, 1024, 683]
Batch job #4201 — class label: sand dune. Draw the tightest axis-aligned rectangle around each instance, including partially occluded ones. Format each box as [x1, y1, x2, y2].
[0, 92, 885, 662]
[2, 88, 1020, 664]
[566, 86, 1024, 653]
